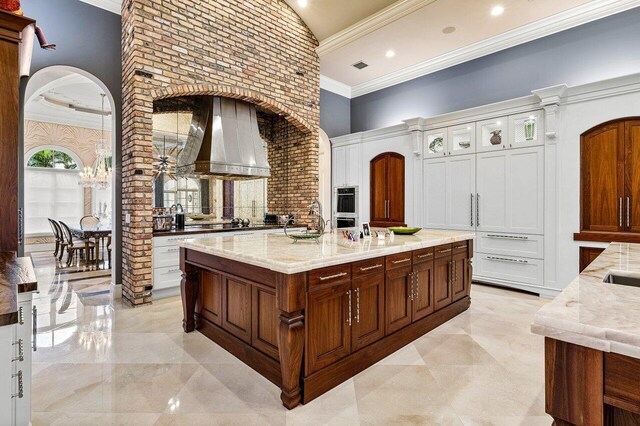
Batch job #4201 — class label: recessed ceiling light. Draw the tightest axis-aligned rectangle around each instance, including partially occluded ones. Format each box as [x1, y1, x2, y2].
[385, 50, 396, 58]
[298, 0, 308, 7]
[442, 26, 456, 34]
[491, 5, 504, 16]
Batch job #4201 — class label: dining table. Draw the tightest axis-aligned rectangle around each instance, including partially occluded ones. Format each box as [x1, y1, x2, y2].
[69, 225, 112, 269]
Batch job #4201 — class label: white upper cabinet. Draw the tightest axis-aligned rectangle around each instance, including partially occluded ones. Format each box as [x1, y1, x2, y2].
[476, 146, 544, 235]
[476, 116, 509, 152]
[447, 123, 476, 156]
[424, 129, 448, 158]
[508, 110, 544, 149]
[332, 144, 362, 188]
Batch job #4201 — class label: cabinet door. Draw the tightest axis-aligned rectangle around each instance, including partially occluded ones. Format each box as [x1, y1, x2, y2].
[451, 251, 469, 302]
[222, 277, 252, 343]
[387, 153, 406, 226]
[581, 122, 625, 232]
[370, 154, 388, 224]
[307, 283, 352, 373]
[448, 123, 476, 156]
[385, 267, 412, 334]
[199, 271, 222, 326]
[251, 286, 279, 360]
[477, 117, 508, 152]
[433, 256, 452, 311]
[352, 273, 385, 351]
[509, 110, 544, 149]
[507, 146, 544, 234]
[447, 155, 476, 230]
[345, 144, 362, 186]
[333, 146, 346, 187]
[625, 120, 640, 232]
[476, 151, 508, 233]
[0, 325, 14, 424]
[412, 260, 434, 322]
[423, 158, 447, 228]
[424, 129, 448, 158]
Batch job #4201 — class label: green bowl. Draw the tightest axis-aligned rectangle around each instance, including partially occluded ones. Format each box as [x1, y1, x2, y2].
[190, 216, 205, 221]
[288, 234, 321, 241]
[388, 227, 422, 235]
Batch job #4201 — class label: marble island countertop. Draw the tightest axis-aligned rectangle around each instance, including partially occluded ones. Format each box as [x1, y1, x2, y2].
[178, 229, 475, 274]
[0, 252, 38, 327]
[532, 242, 640, 359]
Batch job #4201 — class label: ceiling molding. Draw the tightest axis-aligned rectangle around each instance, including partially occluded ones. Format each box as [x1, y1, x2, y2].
[78, 0, 121, 14]
[320, 75, 352, 98]
[347, 0, 640, 98]
[316, 0, 437, 56]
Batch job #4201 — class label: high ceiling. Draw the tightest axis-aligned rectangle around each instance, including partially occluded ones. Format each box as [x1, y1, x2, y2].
[282, 0, 398, 42]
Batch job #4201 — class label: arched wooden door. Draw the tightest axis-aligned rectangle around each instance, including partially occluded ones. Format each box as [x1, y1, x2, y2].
[578, 117, 640, 238]
[370, 152, 405, 227]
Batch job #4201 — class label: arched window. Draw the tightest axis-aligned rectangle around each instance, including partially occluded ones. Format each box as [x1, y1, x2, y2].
[163, 177, 201, 213]
[24, 147, 84, 236]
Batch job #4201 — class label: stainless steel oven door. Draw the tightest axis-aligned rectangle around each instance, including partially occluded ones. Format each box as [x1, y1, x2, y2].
[335, 216, 357, 229]
[334, 186, 358, 216]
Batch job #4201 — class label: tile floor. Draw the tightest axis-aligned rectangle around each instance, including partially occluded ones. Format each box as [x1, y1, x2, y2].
[28, 252, 552, 425]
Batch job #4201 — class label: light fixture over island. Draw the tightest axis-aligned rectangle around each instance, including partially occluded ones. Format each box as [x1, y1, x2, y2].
[179, 229, 474, 409]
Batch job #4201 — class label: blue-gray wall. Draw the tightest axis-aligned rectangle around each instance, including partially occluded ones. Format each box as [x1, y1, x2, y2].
[351, 7, 640, 132]
[320, 89, 351, 138]
[20, 0, 122, 283]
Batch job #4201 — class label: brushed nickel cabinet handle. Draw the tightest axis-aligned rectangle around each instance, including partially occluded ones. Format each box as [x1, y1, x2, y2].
[18, 306, 24, 325]
[486, 256, 529, 264]
[486, 234, 529, 240]
[417, 254, 432, 259]
[454, 244, 467, 249]
[355, 288, 360, 323]
[12, 370, 23, 399]
[476, 193, 480, 227]
[392, 258, 411, 264]
[319, 272, 348, 281]
[439, 248, 452, 254]
[360, 264, 382, 271]
[627, 197, 631, 228]
[347, 290, 352, 326]
[12, 339, 24, 362]
[471, 193, 474, 227]
[619, 197, 623, 227]
[414, 272, 419, 299]
[33, 305, 38, 351]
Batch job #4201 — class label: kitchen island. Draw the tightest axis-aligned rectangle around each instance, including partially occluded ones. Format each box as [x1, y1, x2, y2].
[179, 229, 474, 409]
[532, 242, 640, 425]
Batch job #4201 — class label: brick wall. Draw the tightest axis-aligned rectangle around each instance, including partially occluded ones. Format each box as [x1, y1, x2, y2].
[121, 0, 320, 305]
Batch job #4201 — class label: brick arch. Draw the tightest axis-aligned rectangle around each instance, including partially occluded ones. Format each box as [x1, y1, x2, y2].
[151, 84, 314, 134]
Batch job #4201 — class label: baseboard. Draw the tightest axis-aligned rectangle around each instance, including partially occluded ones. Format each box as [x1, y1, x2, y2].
[153, 286, 181, 300]
[472, 276, 561, 298]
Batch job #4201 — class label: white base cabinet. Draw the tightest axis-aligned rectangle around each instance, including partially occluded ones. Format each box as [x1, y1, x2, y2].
[0, 323, 16, 425]
[474, 252, 544, 288]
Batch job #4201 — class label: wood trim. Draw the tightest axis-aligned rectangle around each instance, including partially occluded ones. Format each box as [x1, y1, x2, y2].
[573, 231, 640, 243]
[579, 246, 605, 273]
[604, 395, 640, 416]
[302, 296, 470, 404]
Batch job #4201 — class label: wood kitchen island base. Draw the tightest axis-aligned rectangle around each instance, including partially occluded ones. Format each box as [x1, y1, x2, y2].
[180, 232, 474, 409]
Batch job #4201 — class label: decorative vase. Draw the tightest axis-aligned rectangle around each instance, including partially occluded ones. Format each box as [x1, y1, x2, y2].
[524, 118, 536, 141]
[489, 130, 502, 145]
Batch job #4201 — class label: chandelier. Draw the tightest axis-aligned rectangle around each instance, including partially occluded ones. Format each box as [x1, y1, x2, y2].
[79, 93, 112, 189]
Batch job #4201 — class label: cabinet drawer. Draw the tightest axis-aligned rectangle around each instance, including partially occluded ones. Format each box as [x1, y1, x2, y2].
[309, 264, 352, 288]
[452, 241, 468, 255]
[476, 232, 543, 259]
[352, 257, 385, 278]
[413, 248, 434, 264]
[474, 252, 543, 286]
[153, 266, 183, 290]
[386, 252, 412, 271]
[605, 352, 640, 410]
[153, 235, 192, 248]
[434, 244, 453, 259]
[153, 245, 181, 268]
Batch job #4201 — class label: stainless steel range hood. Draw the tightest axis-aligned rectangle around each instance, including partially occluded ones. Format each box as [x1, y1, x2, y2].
[176, 96, 271, 179]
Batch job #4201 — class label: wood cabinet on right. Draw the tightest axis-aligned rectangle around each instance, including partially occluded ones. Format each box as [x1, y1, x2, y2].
[577, 118, 640, 241]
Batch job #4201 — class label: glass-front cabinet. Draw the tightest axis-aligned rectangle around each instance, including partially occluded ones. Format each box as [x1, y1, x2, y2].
[424, 129, 447, 158]
[448, 123, 476, 156]
[509, 110, 544, 148]
[476, 116, 509, 152]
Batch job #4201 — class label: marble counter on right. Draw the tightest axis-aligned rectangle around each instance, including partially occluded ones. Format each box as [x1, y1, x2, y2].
[531, 242, 640, 359]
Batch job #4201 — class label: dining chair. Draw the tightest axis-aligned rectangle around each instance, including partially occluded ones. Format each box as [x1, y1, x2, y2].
[48, 218, 61, 257]
[59, 221, 95, 267]
[50, 220, 68, 262]
[80, 215, 100, 231]
[106, 235, 112, 269]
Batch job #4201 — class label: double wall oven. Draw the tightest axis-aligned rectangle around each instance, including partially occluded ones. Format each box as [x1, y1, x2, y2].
[333, 186, 359, 230]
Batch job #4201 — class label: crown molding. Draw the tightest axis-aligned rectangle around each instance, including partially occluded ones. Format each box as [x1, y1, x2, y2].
[346, 0, 640, 98]
[317, 0, 436, 56]
[78, 0, 121, 14]
[320, 75, 352, 98]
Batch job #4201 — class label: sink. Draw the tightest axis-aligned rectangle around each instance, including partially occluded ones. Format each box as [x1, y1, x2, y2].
[602, 270, 640, 288]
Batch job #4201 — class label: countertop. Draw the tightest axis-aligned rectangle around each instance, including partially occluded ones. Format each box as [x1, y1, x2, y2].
[531, 242, 640, 359]
[0, 252, 38, 327]
[154, 224, 290, 237]
[178, 229, 475, 274]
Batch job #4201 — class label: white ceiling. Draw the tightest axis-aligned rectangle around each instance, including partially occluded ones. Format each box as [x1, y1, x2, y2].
[282, 0, 398, 42]
[25, 71, 112, 130]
